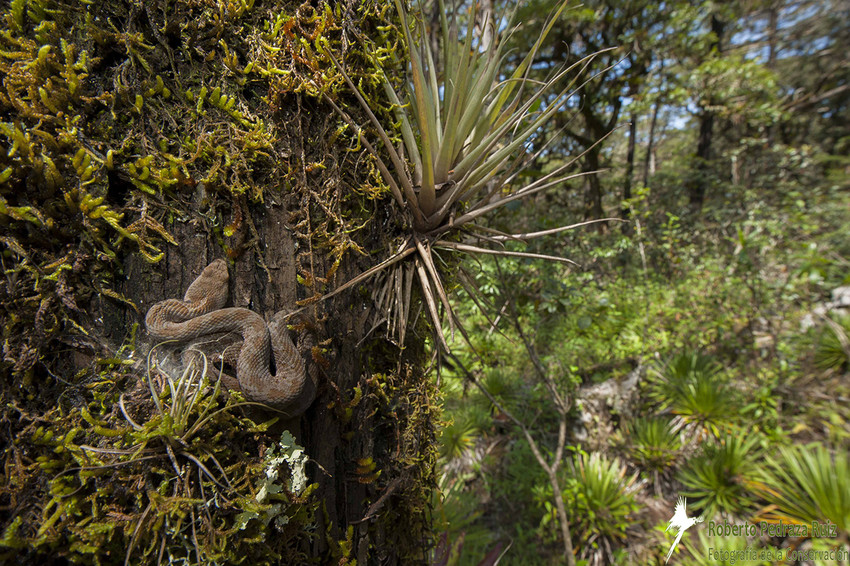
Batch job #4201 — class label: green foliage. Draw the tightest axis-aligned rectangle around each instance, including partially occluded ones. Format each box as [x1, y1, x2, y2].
[433, 477, 500, 566]
[814, 316, 850, 371]
[0, 355, 317, 565]
[680, 529, 770, 566]
[440, 172, 848, 563]
[647, 352, 740, 438]
[558, 451, 640, 562]
[740, 369, 781, 435]
[618, 416, 682, 474]
[431, 0, 850, 564]
[753, 444, 850, 535]
[479, 368, 525, 408]
[440, 409, 485, 461]
[689, 55, 782, 128]
[679, 433, 761, 519]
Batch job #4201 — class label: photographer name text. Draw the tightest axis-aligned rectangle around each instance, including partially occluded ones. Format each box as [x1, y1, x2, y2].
[707, 520, 838, 538]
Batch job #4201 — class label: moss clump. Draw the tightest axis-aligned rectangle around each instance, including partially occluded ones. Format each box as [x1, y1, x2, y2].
[1, 354, 318, 564]
[355, 366, 441, 562]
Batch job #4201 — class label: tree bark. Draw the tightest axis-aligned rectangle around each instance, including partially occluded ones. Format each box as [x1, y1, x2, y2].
[689, 110, 716, 210]
[643, 83, 662, 188]
[766, 5, 778, 69]
[583, 148, 605, 226]
[622, 112, 638, 221]
[119, 100, 433, 563]
[688, 14, 725, 211]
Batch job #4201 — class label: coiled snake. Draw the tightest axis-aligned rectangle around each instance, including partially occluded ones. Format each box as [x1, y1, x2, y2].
[145, 259, 317, 416]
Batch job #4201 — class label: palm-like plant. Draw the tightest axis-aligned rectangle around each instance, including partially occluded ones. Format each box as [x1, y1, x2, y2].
[752, 444, 850, 537]
[319, 0, 612, 349]
[647, 352, 739, 438]
[647, 352, 723, 408]
[563, 451, 640, 564]
[478, 367, 525, 410]
[440, 404, 490, 461]
[814, 315, 850, 371]
[620, 416, 682, 475]
[678, 433, 761, 519]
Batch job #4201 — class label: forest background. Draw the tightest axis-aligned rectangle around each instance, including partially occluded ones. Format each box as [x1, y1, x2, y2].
[0, 0, 847, 565]
[434, 0, 850, 564]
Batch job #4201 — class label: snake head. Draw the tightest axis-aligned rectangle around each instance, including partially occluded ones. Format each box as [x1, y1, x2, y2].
[183, 259, 230, 308]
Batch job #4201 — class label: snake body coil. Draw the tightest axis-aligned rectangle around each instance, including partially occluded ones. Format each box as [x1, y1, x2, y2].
[145, 259, 316, 415]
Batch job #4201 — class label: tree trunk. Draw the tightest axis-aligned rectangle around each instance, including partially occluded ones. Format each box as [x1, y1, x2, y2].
[766, 5, 778, 69]
[0, 3, 436, 564]
[584, 148, 605, 228]
[689, 110, 716, 210]
[622, 111, 638, 222]
[120, 90, 435, 566]
[766, 4, 778, 146]
[643, 90, 661, 188]
[688, 14, 725, 211]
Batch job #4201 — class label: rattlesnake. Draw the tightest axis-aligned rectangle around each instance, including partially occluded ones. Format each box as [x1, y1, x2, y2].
[145, 259, 317, 416]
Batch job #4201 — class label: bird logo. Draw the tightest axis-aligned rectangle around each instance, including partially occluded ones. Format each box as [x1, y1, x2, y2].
[665, 496, 704, 563]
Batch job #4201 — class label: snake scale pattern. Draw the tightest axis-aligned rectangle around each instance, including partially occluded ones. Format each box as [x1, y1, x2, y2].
[145, 259, 317, 416]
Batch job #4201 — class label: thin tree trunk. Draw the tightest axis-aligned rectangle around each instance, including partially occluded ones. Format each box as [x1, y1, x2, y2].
[643, 94, 661, 187]
[766, 4, 778, 146]
[689, 110, 716, 210]
[688, 14, 725, 211]
[622, 111, 638, 221]
[450, 348, 576, 566]
[548, 469, 576, 565]
[584, 148, 605, 230]
[505, 280, 575, 564]
[766, 5, 778, 69]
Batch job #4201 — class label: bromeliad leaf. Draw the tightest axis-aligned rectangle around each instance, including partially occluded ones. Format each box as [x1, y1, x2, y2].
[317, 0, 613, 350]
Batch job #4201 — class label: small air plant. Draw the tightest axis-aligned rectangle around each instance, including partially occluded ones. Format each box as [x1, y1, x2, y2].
[319, 0, 613, 350]
[72, 348, 236, 565]
[76, 348, 233, 489]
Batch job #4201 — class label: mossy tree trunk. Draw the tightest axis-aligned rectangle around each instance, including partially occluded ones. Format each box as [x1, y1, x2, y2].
[1, 1, 436, 564]
[118, 111, 434, 562]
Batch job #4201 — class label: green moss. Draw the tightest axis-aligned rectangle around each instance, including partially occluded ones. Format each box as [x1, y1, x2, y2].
[1, 1, 439, 562]
[2, 354, 319, 564]
[0, 0, 401, 372]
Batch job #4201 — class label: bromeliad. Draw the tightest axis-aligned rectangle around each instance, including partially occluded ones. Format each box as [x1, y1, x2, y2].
[319, 0, 615, 350]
